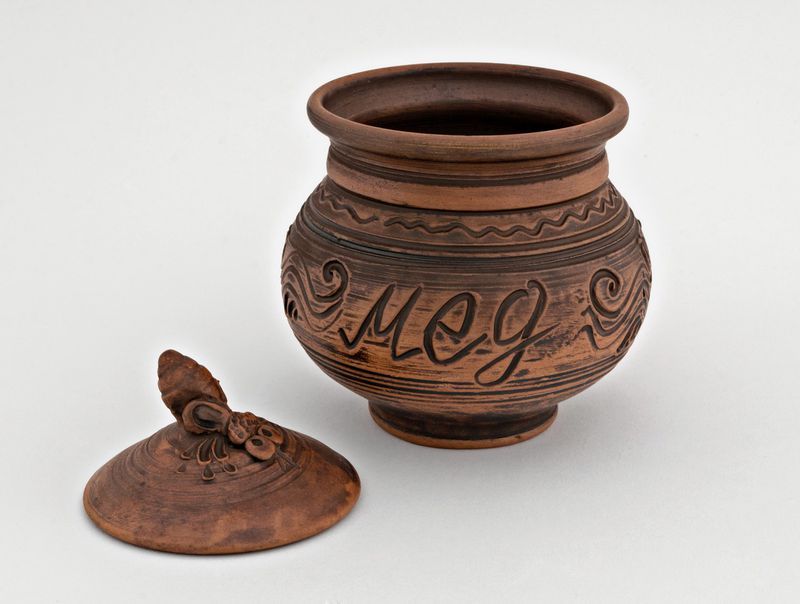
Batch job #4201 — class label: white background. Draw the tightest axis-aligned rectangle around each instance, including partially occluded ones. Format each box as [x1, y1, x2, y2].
[2, 1, 799, 602]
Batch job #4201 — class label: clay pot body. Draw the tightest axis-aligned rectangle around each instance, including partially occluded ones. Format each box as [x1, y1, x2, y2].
[282, 64, 651, 448]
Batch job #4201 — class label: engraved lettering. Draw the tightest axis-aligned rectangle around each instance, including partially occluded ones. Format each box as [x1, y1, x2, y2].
[423, 292, 487, 365]
[338, 284, 423, 360]
[475, 280, 554, 386]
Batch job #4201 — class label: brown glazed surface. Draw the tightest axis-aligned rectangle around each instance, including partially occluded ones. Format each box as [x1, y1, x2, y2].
[282, 63, 651, 448]
[84, 351, 360, 554]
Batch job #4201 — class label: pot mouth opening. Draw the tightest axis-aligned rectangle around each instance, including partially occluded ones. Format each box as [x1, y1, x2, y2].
[308, 63, 628, 162]
[364, 105, 580, 136]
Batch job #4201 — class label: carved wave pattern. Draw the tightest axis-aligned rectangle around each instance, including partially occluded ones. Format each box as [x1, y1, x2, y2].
[309, 180, 623, 248]
[383, 186, 620, 240]
[579, 263, 651, 354]
[314, 182, 378, 225]
[281, 247, 350, 332]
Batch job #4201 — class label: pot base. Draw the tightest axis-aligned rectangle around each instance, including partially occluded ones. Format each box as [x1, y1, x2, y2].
[368, 403, 558, 449]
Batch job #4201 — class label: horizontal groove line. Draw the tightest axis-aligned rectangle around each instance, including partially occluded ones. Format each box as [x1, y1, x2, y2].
[329, 146, 607, 187]
[306, 202, 630, 255]
[302, 344, 620, 398]
[324, 177, 612, 217]
[297, 208, 639, 267]
[303, 342, 620, 387]
[318, 361, 613, 406]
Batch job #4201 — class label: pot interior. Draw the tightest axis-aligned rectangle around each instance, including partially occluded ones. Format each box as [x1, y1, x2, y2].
[321, 68, 614, 136]
[365, 105, 579, 136]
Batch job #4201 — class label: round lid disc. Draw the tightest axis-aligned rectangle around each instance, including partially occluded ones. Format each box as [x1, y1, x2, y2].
[83, 350, 360, 554]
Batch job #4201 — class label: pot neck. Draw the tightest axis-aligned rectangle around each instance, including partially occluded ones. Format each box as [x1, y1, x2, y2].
[326, 143, 609, 211]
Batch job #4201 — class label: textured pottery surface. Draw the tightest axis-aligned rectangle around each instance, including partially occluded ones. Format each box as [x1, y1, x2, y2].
[282, 63, 651, 448]
[84, 350, 360, 554]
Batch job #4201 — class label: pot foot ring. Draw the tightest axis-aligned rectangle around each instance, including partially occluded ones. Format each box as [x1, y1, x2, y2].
[368, 403, 557, 449]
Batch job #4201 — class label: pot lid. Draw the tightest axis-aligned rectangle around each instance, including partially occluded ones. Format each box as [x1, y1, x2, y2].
[84, 350, 360, 554]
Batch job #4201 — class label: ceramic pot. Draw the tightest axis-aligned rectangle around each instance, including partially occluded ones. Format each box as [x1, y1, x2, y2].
[281, 63, 651, 448]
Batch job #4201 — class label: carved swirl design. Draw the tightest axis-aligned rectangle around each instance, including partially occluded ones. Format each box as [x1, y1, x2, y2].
[636, 219, 651, 266]
[281, 246, 350, 331]
[579, 263, 651, 354]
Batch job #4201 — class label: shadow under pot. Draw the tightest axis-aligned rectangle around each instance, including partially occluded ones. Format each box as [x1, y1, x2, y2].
[281, 62, 651, 449]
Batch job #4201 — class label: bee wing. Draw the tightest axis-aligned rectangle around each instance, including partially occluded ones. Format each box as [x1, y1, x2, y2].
[257, 422, 285, 445]
[181, 400, 231, 435]
[245, 436, 277, 461]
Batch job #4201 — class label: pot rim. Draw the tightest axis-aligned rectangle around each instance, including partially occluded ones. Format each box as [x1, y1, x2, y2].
[307, 62, 629, 162]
